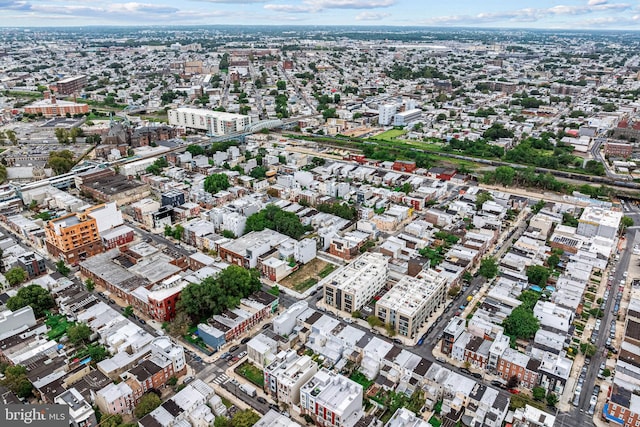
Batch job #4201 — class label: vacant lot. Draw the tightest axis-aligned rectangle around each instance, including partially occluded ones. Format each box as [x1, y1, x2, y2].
[280, 258, 336, 293]
[373, 129, 407, 140]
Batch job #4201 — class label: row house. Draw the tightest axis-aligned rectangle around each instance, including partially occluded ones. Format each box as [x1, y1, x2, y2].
[496, 348, 540, 389]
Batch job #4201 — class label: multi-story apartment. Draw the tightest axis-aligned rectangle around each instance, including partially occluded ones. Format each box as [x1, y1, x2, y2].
[16, 251, 47, 278]
[299, 369, 363, 427]
[375, 269, 447, 339]
[264, 351, 318, 407]
[441, 317, 466, 355]
[168, 107, 252, 135]
[323, 252, 388, 314]
[496, 348, 540, 389]
[45, 208, 103, 263]
[378, 104, 396, 125]
[576, 206, 623, 240]
[55, 75, 87, 95]
[604, 142, 633, 158]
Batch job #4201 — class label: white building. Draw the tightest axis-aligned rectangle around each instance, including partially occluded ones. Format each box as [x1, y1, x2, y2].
[168, 107, 252, 135]
[379, 104, 397, 126]
[256, 409, 302, 427]
[55, 388, 97, 427]
[576, 206, 623, 240]
[323, 252, 388, 313]
[393, 109, 422, 126]
[375, 269, 447, 339]
[0, 306, 36, 339]
[300, 369, 363, 427]
[265, 350, 318, 407]
[385, 408, 430, 427]
[247, 333, 279, 369]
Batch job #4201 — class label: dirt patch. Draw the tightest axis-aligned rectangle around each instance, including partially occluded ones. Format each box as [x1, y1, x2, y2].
[280, 258, 336, 292]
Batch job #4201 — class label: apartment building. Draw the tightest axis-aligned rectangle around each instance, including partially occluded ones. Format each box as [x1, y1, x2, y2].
[54, 388, 97, 427]
[55, 75, 87, 95]
[496, 348, 540, 389]
[605, 142, 633, 158]
[45, 207, 104, 263]
[441, 317, 466, 355]
[299, 369, 363, 427]
[168, 107, 252, 135]
[264, 351, 318, 407]
[16, 251, 47, 278]
[323, 252, 388, 314]
[375, 269, 446, 339]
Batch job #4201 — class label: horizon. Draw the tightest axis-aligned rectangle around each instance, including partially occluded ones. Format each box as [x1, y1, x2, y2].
[1, 0, 639, 30]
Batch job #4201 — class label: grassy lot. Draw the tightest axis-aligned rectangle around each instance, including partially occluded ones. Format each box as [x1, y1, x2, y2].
[46, 313, 73, 340]
[280, 258, 336, 293]
[373, 129, 407, 140]
[349, 371, 374, 390]
[236, 362, 265, 387]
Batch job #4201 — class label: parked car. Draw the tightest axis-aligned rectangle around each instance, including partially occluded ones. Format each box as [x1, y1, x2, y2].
[262, 323, 272, 330]
[229, 345, 240, 353]
[257, 397, 267, 405]
[109, 299, 116, 304]
[508, 389, 520, 394]
[588, 395, 597, 415]
[393, 339, 403, 345]
[269, 404, 280, 411]
[460, 367, 471, 375]
[472, 372, 482, 379]
[241, 337, 251, 344]
[238, 351, 247, 359]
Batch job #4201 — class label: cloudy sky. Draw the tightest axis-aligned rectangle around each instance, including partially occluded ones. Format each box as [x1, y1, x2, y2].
[0, 0, 639, 28]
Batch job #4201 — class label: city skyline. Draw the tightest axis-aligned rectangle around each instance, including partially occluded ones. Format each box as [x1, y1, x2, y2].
[0, 0, 639, 29]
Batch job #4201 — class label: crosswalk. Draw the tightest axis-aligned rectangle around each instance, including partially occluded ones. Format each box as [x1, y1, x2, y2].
[211, 373, 229, 385]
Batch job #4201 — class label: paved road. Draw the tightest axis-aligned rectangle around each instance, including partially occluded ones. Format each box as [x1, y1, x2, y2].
[123, 218, 195, 258]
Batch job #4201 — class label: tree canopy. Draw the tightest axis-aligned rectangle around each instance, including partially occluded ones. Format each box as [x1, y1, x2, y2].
[478, 257, 499, 279]
[245, 204, 308, 239]
[1, 365, 33, 398]
[204, 173, 231, 194]
[177, 265, 262, 322]
[316, 202, 357, 221]
[526, 265, 551, 287]
[135, 393, 162, 419]
[4, 267, 27, 287]
[48, 150, 75, 174]
[67, 323, 92, 344]
[6, 284, 54, 318]
[503, 306, 539, 340]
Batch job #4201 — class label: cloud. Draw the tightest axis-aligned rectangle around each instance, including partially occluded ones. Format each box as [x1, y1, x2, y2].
[265, 0, 396, 14]
[191, 0, 266, 3]
[419, 2, 631, 25]
[588, 0, 608, 5]
[355, 11, 389, 21]
[29, 2, 180, 17]
[0, 0, 31, 10]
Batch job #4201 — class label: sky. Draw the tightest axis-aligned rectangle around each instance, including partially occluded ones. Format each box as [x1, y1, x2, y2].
[0, 0, 639, 29]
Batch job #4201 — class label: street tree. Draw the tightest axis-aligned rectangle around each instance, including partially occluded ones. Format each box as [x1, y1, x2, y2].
[134, 393, 161, 419]
[478, 257, 498, 279]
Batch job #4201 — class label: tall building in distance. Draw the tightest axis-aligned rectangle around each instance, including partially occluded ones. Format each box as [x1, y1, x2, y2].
[55, 75, 87, 95]
[378, 104, 397, 126]
[168, 107, 252, 135]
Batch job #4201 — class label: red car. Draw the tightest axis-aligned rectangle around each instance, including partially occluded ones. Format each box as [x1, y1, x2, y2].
[508, 389, 520, 394]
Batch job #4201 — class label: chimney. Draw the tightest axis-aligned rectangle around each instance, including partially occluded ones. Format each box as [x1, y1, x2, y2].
[51, 93, 56, 104]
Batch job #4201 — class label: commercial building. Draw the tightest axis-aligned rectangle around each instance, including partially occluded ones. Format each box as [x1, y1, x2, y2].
[393, 108, 422, 126]
[299, 369, 363, 427]
[576, 206, 623, 240]
[264, 351, 318, 407]
[219, 229, 291, 269]
[168, 107, 252, 135]
[323, 252, 388, 314]
[604, 142, 633, 158]
[24, 92, 88, 117]
[375, 269, 447, 339]
[55, 75, 87, 95]
[45, 206, 105, 263]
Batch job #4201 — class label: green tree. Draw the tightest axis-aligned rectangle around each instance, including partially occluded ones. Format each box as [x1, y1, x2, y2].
[503, 306, 539, 339]
[221, 230, 236, 239]
[123, 306, 134, 318]
[532, 199, 546, 214]
[85, 278, 95, 292]
[134, 393, 162, 419]
[4, 267, 27, 286]
[245, 204, 308, 239]
[100, 414, 123, 427]
[580, 342, 597, 357]
[232, 409, 261, 427]
[249, 166, 267, 179]
[495, 166, 516, 186]
[186, 145, 205, 156]
[532, 386, 546, 401]
[448, 286, 461, 298]
[276, 80, 286, 91]
[526, 265, 550, 287]
[546, 392, 559, 407]
[517, 290, 541, 310]
[547, 254, 560, 270]
[5, 129, 17, 144]
[54, 128, 69, 144]
[478, 257, 498, 279]
[177, 265, 261, 321]
[621, 216, 634, 234]
[67, 323, 92, 344]
[0, 365, 33, 398]
[56, 260, 70, 276]
[475, 191, 493, 210]
[87, 344, 108, 362]
[204, 173, 231, 194]
[367, 315, 382, 328]
[48, 150, 75, 174]
[6, 284, 54, 318]
[603, 368, 611, 378]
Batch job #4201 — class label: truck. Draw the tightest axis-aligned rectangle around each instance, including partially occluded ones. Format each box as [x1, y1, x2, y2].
[239, 383, 257, 397]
